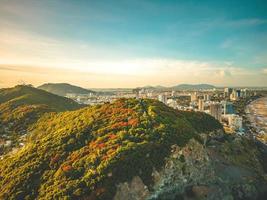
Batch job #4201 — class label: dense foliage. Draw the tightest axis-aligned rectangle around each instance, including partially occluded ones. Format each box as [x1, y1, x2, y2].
[0, 85, 83, 134]
[0, 85, 82, 111]
[0, 98, 222, 200]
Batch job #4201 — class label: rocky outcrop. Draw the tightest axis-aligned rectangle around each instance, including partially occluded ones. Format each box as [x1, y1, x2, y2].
[113, 133, 267, 200]
[114, 176, 149, 200]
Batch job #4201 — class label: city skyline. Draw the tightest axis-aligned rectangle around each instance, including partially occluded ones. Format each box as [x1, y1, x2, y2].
[1, 0, 267, 88]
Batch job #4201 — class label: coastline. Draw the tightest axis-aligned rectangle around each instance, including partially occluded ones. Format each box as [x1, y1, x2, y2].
[246, 97, 267, 144]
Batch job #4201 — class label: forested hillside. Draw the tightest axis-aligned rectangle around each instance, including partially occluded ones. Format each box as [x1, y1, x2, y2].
[0, 98, 222, 199]
[0, 85, 83, 134]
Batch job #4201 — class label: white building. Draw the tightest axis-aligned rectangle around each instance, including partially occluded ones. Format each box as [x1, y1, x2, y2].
[240, 89, 247, 98]
[167, 99, 178, 109]
[228, 114, 243, 131]
[230, 89, 238, 101]
[210, 103, 222, 121]
[224, 87, 233, 98]
[158, 94, 168, 104]
[203, 94, 210, 101]
[198, 99, 204, 111]
[191, 92, 198, 102]
[147, 92, 153, 98]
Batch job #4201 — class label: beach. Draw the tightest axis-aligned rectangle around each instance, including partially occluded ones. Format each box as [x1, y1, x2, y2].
[246, 97, 267, 143]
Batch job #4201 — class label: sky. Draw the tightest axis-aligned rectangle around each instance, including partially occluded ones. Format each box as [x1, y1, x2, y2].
[0, 0, 267, 88]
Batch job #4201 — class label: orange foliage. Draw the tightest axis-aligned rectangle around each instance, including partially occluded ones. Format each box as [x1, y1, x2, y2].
[128, 118, 139, 127]
[111, 121, 128, 129]
[89, 140, 97, 148]
[108, 134, 117, 140]
[102, 155, 109, 161]
[62, 165, 73, 172]
[97, 143, 106, 149]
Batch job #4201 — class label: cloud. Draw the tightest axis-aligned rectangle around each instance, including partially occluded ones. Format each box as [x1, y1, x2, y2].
[0, 60, 266, 88]
[199, 18, 267, 30]
[262, 68, 267, 74]
[215, 69, 232, 77]
[229, 18, 267, 27]
[0, 16, 266, 87]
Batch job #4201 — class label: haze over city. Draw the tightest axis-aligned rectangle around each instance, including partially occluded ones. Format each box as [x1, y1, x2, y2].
[1, 0, 267, 88]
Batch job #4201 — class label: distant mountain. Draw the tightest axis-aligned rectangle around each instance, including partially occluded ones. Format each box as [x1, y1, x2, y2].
[136, 84, 215, 91]
[38, 83, 95, 97]
[135, 85, 167, 91]
[172, 84, 216, 90]
[0, 85, 83, 134]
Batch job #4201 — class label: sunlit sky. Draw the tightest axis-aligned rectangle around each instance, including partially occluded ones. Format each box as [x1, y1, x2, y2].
[1, 0, 267, 88]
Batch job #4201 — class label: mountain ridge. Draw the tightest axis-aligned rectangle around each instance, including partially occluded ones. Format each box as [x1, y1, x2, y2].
[172, 83, 216, 90]
[0, 85, 83, 135]
[38, 83, 95, 97]
[136, 84, 216, 91]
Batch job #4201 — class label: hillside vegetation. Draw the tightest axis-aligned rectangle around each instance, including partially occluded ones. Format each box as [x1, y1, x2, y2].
[0, 85, 83, 134]
[38, 83, 95, 97]
[0, 98, 222, 200]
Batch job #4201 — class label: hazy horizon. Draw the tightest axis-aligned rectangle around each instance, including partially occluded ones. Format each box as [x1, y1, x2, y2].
[1, 0, 267, 88]
[2, 80, 267, 90]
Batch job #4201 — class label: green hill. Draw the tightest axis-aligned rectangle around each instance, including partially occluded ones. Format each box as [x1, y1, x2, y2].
[0, 98, 266, 200]
[38, 83, 95, 97]
[0, 85, 83, 134]
[0, 98, 222, 199]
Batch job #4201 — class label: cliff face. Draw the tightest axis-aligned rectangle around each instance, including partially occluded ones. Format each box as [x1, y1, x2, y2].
[114, 131, 267, 200]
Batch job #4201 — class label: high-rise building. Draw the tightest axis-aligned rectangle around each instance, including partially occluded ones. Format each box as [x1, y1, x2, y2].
[236, 90, 241, 98]
[158, 94, 168, 104]
[241, 89, 247, 98]
[223, 101, 234, 115]
[224, 88, 233, 98]
[210, 103, 222, 121]
[198, 99, 204, 111]
[230, 89, 238, 101]
[191, 92, 198, 102]
[203, 94, 210, 101]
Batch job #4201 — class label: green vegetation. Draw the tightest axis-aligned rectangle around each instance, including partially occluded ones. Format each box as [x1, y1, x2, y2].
[38, 83, 95, 97]
[0, 85, 82, 111]
[0, 85, 84, 155]
[0, 85, 83, 133]
[0, 98, 222, 200]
